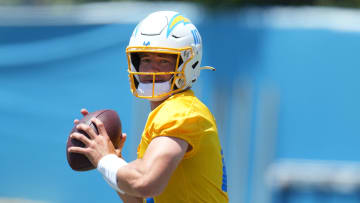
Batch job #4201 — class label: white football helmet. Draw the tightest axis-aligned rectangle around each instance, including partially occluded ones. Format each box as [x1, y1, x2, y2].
[126, 10, 214, 101]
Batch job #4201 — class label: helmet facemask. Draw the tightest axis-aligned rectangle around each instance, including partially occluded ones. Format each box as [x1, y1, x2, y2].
[126, 46, 193, 101]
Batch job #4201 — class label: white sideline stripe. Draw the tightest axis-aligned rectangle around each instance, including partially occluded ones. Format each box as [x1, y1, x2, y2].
[241, 6, 360, 32]
[1, 3, 360, 32]
[0, 2, 203, 26]
[266, 159, 360, 193]
[0, 198, 49, 203]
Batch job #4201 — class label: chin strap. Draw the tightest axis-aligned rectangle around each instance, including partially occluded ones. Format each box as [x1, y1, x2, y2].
[200, 66, 216, 71]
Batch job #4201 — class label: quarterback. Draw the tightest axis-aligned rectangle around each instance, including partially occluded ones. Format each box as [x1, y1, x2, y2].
[68, 11, 228, 202]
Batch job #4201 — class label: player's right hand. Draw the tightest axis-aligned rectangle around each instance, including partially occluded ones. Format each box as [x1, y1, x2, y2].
[73, 108, 127, 158]
[73, 108, 89, 125]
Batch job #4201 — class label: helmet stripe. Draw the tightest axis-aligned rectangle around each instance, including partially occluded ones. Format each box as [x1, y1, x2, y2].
[167, 14, 191, 38]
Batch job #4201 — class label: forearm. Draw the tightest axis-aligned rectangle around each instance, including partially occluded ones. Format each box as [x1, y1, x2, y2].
[97, 155, 161, 197]
[98, 137, 187, 198]
[116, 159, 159, 197]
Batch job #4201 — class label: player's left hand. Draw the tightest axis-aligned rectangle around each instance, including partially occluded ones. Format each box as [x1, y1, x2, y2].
[68, 117, 116, 167]
[115, 133, 127, 158]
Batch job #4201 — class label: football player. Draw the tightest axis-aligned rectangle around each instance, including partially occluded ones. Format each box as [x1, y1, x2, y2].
[69, 11, 228, 203]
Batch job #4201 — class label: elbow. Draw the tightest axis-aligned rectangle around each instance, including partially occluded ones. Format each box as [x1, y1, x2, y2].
[133, 179, 165, 197]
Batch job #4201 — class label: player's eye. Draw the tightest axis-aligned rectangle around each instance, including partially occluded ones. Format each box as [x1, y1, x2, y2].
[159, 59, 171, 64]
[140, 58, 151, 63]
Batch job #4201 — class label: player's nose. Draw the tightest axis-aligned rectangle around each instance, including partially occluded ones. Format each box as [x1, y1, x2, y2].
[142, 62, 161, 72]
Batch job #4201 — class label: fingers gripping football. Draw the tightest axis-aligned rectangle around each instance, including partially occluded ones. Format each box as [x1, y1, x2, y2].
[92, 118, 108, 138]
[66, 109, 123, 171]
[71, 132, 93, 147]
[69, 118, 116, 167]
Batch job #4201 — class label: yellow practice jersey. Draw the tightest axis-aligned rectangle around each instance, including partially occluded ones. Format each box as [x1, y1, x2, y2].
[137, 89, 229, 203]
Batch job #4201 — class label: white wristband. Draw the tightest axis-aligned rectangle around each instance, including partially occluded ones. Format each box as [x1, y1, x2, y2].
[97, 154, 128, 194]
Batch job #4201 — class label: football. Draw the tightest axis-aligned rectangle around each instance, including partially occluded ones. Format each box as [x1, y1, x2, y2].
[66, 109, 122, 171]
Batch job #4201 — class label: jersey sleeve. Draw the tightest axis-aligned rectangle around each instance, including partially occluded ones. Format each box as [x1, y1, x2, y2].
[149, 102, 215, 159]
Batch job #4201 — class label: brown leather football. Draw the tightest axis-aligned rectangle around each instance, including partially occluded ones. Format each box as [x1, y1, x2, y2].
[66, 109, 122, 171]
